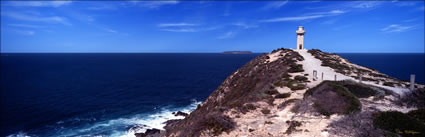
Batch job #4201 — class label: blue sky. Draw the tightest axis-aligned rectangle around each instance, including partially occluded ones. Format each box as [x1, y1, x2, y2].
[1, 1, 424, 53]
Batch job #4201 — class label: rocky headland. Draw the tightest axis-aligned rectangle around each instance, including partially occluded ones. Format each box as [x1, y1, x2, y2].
[138, 48, 425, 137]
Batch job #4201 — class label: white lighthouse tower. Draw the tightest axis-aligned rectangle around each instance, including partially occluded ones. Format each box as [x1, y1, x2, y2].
[296, 26, 305, 50]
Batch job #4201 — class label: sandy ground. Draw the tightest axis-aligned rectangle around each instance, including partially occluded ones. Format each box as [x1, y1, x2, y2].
[296, 49, 408, 95]
[296, 49, 351, 87]
[266, 50, 286, 63]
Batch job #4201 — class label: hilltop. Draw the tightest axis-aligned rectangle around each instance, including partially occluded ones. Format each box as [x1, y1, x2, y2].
[139, 48, 425, 137]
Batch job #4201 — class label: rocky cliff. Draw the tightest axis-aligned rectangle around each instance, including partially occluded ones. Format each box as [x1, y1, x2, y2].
[146, 48, 425, 137]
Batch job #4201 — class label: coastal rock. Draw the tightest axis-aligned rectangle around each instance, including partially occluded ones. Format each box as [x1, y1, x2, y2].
[128, 124, 148, 135]
[163, 119, 181, 130]
[135, 128, 161, 137]
[172, 111, 188, 117]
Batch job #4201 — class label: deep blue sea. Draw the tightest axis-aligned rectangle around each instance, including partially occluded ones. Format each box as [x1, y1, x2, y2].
[1, 53, 259, 137]
[338, 53, 424, 84]
[0, 53, 424, 137]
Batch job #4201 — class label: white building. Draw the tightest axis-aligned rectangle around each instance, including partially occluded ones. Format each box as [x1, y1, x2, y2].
[296, 26, 305, 50]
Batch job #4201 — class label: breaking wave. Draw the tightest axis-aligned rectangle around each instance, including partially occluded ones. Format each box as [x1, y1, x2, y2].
[7, 100, 201, 137]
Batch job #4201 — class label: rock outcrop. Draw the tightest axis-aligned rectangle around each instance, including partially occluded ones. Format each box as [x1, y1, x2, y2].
[172, 111, 189, 117]
[135, 128, 162, 137]
[158, 48, 425, 137]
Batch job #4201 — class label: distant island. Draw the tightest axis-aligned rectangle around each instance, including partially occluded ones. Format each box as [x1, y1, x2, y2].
[222, 51, 253, 54]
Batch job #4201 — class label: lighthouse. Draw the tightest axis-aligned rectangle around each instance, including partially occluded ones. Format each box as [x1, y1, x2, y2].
[296, 26, 305, 50]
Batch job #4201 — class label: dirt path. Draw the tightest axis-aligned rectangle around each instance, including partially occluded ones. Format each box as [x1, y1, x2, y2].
[296, 49, 407, 94]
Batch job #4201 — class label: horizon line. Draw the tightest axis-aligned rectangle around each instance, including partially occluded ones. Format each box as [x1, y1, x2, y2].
[1, 52, 425, 54]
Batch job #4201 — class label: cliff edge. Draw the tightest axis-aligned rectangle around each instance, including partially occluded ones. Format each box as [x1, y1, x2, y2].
[146, 48, 425, 137]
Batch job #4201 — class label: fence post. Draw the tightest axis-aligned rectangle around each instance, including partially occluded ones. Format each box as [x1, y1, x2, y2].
[410, 74, 415, 90]
[321, 72, 324, 80]
[358, 72, 362, 83]
[334, 75, 337, 81]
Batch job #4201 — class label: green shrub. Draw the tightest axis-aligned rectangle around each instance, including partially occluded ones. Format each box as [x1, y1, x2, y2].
[342, 84, 377, 98]
[265, 89, 279, 95]
[285, 120, 302, 134]
[239, 103, 257, 113]
[274, 79, 306, 91]
[283, 79, 306, 91]
[329, 83, 361, 115]
[304, 82, 322, 97]
[265, 121, 273, 124]
[294, 75, 308, 82]
[289, 83, 306, 91]
[261, 108, 271, 115]
[407, 109, 425, 123]
[229, 100, 244, 108]
[383, 131, 400, 137]
[400, 88, 425, 108]
[278, 99, 301, 109]
[284, 79, 296, 86]
[304, 81, 361, 116]
[373, 111, 425, 137]
[383, 82, 395, 87]
[245, 103, 257, 111]
[201, 115, 235, 136]
[334, 80, 381, 98]
[282, 73, 291, 79]
[271, 48, 289, 53]
[288, 64, 304, 73]
[370, 73, 388, 78]
[290, 104, 300, 113]
[275, 93, 291, 99]
[314, 103, 331, 116]
[273, 81, 285, 87]
[267, 97, 275, 106]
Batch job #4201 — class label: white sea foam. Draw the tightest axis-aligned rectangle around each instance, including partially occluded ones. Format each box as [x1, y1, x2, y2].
[123, 99, 201, 137]
[6, 132, 30, 137]
[6, 99, 201, 137]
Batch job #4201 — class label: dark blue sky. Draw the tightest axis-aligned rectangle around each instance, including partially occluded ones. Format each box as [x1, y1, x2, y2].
[1, 1, 424, 53]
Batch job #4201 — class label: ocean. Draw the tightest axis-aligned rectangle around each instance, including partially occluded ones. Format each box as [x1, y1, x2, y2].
[338, 53, 425, 84]
[1, 53, 424, 137]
